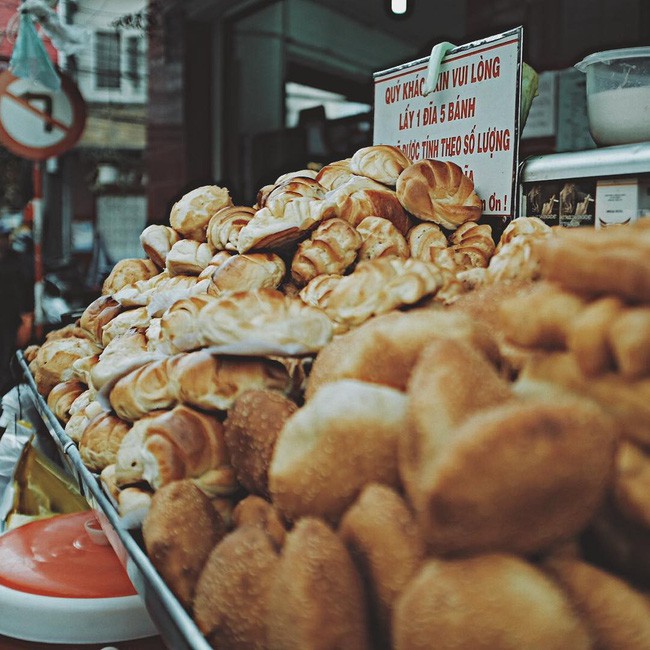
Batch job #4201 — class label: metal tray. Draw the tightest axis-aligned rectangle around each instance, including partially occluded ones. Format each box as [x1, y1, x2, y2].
[15, 351, 212, 650]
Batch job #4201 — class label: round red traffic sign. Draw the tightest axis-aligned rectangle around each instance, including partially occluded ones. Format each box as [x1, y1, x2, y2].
[0, 70, 86, 160]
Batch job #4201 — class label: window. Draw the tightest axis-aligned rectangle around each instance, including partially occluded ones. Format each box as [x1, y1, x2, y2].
[95, 31, 121, 90]
[126, 36, 141, 90]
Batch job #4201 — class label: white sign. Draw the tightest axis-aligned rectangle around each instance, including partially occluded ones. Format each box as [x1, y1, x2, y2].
[0, 71, 85, 160]
[373, 28, 522, 218]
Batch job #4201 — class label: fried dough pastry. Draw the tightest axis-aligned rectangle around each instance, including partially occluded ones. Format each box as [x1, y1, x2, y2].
[231, 495, 287, 549]
[311, 257, 455, 331]
[339, 484, 426, 649]
[142, 479, 227, 609]
[223, 389, 298, 497]
[401, 337, 513, 507]
[517, 351, 650, 447]
[408, 395, 617, 556]
[544, 556, 650, 650]
[499, 280, 586, 350]
[267, 517, 371, 650]
[306, 308, 499, 399]
[566, 296, 623, 375]
[393, 554, 592, 650]
[613, 442, 650, 529]
[494, 216, 552, 253]
[535, 222, 650, 302]
[193, 525, 279, 649]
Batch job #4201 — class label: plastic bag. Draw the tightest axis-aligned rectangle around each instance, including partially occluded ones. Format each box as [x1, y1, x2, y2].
[20, 0, 90, 56]
[9, 12, 61, 91]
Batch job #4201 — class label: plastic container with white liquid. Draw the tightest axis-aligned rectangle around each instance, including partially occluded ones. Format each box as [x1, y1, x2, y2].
[575, 47, 650, 146]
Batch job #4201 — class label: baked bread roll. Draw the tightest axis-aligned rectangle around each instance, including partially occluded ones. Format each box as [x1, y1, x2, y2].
[80, 295, 123, 344]
[311, 257, 453, 331]
[31, 337, 102, 397]
[269, 379, 407, 523]
[139, 224, 181, 268]
[198, 251, 234, 280]
[274, 168, 318, 183]
[100, 306, 151, 347]
[267, 517, 371, 650]
[350, 144, 411, 187]
[109, 350, 292, 421]
[396, 159, 482, 229]
[169, 185, 233, 241]
[46, 380, 86, 424]
[407, 221, 448, 261]
[79, 411, 131, 473]
[158, 294, 217, 354]
[306, 308, 498, 399]
[447, 221, 495, 269]
[193, 525, 280, 650]
[290, 218, 362, 286]
[143, 479, 227, 609]
[298, 273, 343, 310]
[315, 158, 353, 190]
[325, 184, 412, 235]
[41, 321, 91, 342]
[194, 289, 333, 356]
[210, 252, 286, 294]
[112, 271, 211, 315]
[206, 205, 255, 251]
[89, 329, 159, 395]
[165, 239, 215, 276]
[339, 483, 426, 649]
[261, 176, 326, 215]
[543, 556, 650, 650]
[146, 275, 213, 318]
[236, 199, 333, 253]
[101, 257, 159, 295]
[393, 554, 592, 650]
[114, 404, 236, 492]
[356, 216, 409, 260]
[65, 391, 104, 444]
[224, 390, 298, 497]
[477, 231, 548, 286]
[495, 215, 552, 253]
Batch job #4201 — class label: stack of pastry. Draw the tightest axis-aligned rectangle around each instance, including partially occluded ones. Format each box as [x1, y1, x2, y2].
[30, 147, 650, 649]
[138, 221, 649, 649]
